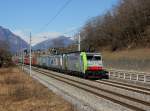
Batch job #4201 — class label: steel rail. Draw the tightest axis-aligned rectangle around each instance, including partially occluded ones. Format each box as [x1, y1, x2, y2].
[30, 67, 149, 111]
[103, 79, 150, 91]
[95, 80, 150, 95]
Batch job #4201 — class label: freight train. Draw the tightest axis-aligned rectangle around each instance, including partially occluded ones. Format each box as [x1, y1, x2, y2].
[14, 51, 109, 79]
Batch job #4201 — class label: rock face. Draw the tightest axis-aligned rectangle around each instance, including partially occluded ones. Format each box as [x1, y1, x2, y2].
[0, 26, 28, 53]
[33, 36, 74, 50]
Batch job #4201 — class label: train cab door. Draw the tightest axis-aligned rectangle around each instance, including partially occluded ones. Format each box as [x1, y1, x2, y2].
[80, 54, 84, 73]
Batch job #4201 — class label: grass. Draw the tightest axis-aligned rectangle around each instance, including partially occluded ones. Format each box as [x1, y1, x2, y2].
[101, 48, 150, 72]
[0, 67, 75, 111]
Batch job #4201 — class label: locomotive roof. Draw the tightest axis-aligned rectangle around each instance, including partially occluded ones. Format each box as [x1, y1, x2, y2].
[34, 51, 101, 56]
[62, 51, 101, 55]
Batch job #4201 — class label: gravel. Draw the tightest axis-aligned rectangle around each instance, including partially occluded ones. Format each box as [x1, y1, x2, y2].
[24, 67, 135, 111]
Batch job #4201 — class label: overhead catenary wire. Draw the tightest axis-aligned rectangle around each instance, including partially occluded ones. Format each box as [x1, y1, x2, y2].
[63, 25, 83, 41]
[38, 0, 72, 33]
[33, 0, 81, 50]
[63, 26, 81, 35]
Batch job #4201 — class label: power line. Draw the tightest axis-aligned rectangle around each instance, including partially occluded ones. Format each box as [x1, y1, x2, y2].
[38, 0, 72, 33]
[63, 27, 80, 35]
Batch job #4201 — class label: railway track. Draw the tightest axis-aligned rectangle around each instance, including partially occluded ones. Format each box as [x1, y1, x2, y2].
[95, 80, 150, 95]
[27, 66, 150, 111]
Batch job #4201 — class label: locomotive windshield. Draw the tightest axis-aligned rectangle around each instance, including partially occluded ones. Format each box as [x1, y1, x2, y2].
[87, 54, 101, 60]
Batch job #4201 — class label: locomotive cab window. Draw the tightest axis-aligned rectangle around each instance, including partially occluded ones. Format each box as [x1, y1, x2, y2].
[87, 55, 101, 60]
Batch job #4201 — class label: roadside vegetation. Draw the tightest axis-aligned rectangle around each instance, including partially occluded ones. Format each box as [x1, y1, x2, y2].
[0, 67, 74, 111]
[0, 41, 12, 67]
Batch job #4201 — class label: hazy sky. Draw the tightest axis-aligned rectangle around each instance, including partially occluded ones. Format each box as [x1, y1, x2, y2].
[0, 0, 119, 44]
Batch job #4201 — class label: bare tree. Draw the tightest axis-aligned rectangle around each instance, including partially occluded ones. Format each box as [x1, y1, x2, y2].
[79, 0, 150, 51]
[0, 41, 12, 67]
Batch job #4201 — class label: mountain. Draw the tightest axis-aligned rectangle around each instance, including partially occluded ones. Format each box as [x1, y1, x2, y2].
[33, 36, 74, 50]
[0, 26, 28, 53]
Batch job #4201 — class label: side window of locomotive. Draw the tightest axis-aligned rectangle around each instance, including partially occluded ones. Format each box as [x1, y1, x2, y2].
[51, 59, 53, 64]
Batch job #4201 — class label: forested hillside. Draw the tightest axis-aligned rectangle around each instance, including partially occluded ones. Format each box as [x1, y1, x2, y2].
[80, 0, 150, 51]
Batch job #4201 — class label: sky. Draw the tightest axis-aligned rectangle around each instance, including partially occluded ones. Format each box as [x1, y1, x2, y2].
[0, 0, 119, 45]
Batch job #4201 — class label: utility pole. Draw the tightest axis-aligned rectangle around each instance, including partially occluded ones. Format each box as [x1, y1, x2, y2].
[21, 40, 23, 70]
[22, 49, 24, 71]
[29, 32, 32, 75]
[78, 32, 81, 51]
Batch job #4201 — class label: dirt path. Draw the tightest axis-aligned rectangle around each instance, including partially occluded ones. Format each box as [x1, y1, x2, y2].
[0, 67, 74, 111]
